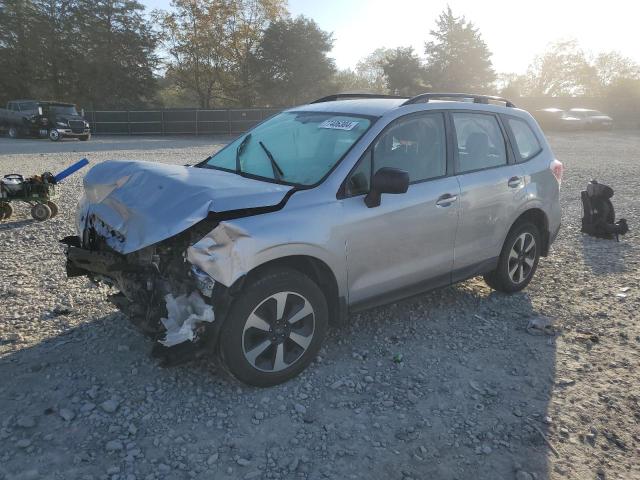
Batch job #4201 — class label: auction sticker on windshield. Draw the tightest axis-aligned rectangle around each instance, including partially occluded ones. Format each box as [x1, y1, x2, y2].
[319, 119, 359, 131]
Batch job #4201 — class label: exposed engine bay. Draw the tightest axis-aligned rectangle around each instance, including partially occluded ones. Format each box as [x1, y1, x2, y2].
[62, 214, 226, 364]
[60, 159, 295, 364]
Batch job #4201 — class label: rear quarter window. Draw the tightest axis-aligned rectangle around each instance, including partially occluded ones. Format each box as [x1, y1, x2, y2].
[506, 117, 542, 161]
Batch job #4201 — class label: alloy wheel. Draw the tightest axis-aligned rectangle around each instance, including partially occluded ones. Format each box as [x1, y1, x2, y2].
[508, 232, 536, 284]
[242, 291, 315, 373]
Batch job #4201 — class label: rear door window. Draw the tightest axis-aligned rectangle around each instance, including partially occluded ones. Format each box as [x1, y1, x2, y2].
[452, 112, 507, 173]
[506, 117, 542, 161]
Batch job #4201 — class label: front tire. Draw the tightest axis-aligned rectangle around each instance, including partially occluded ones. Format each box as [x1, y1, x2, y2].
[484, 221, 541, 293]
[79, 134, 90, 141]
[220, 268, 328, 387]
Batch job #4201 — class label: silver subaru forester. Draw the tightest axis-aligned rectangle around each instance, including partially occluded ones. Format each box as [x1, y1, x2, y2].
[64, 93, 562, 386]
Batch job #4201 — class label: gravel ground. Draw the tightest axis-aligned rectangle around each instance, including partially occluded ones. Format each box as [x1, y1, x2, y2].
[0, 132, 638, 480]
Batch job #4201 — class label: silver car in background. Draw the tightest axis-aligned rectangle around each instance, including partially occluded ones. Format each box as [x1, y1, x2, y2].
[64, 93, 563, 386]
[566, 108, 614, 130]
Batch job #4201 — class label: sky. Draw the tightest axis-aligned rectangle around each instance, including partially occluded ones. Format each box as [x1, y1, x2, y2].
[142, 0, 640, 74]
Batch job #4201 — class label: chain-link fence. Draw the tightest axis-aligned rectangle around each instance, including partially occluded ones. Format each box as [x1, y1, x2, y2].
[85, 98, 640, 135]
[85, 108, 283, 135]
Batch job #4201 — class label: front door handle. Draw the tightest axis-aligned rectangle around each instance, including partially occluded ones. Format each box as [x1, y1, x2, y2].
[508, 176, 523, 188]
[436, 193, 458, 207]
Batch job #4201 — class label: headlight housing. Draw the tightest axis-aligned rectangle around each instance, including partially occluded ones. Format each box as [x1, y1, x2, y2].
[56, 121, 68, 127]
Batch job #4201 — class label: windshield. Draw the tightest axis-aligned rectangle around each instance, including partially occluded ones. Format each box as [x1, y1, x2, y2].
[203, 111, 372, 185]
[49, 105, 79, 116]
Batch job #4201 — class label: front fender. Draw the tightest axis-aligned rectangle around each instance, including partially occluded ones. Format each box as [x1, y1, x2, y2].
[186, 221, 347, 297]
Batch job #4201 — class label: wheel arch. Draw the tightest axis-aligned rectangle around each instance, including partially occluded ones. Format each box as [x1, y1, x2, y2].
[231, 255, 345, 326]
[511, 208, 550, 256]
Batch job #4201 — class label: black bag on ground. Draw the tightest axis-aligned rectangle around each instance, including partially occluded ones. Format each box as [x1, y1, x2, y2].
[581, 180, 628, 240]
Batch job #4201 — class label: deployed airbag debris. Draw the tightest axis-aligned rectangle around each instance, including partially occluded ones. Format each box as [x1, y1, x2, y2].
[159, 291, 215, 347]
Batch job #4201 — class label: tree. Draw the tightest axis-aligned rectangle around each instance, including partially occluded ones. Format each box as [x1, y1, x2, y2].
[155, 0, 235, 108]
[0, 0, 41, 102]
[380, 47, 428, 96]
[0, 0, 158, 107]
[592, 51, 640, 95]
[424, 6, 495, 92]
[525, 40, 596, 96]
[496, 73, 528, 98]
[354, 48, 391, 93]
[605, 77, 640, 99]
[331, 69, 372, 94]
[155, 0, 285, 108]
[226, 0, 286, 106]
[75, 0, 159, 108]
[254, 15, 335, 106]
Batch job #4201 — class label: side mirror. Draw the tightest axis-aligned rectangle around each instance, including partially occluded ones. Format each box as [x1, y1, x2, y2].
[364, 167, 409, 208]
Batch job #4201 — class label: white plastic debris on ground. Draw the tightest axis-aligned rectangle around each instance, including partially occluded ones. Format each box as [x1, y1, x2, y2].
[159, 291, 215, 347]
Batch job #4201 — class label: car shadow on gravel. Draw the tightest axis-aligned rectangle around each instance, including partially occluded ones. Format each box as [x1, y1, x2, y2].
[579, 233, 636, 275]
[0, 284, 559, 480]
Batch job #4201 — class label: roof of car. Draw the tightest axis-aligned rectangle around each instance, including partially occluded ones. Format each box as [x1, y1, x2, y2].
[288, 98, 408, 117]
[288, 96, 522, 118]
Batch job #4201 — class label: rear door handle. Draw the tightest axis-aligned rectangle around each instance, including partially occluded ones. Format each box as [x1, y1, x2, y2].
[436, 193, 458, 207]
[508, 176, 523, 188]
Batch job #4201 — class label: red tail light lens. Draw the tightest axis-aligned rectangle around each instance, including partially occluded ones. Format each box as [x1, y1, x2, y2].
[550, 159, 563, 185]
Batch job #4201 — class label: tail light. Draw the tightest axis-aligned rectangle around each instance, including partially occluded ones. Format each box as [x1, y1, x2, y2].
[550, 159, 564, 185]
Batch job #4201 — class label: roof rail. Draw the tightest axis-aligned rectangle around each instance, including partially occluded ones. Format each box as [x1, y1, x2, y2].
[311, 93, 408, 104]
[402, 93, 516, 108]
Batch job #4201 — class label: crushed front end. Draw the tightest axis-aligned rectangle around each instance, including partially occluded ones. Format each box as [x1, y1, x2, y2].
[60, 159, 292, 364]
[62, 214, 225, 364]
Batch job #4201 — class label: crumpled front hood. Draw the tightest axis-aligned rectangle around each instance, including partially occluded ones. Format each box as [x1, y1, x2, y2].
[78, 160, 292, 254]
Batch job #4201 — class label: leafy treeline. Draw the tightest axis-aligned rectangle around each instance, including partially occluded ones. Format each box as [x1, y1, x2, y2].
[1, 1, 638, 108]
[499, 40, 640, 98]
[153, 0, 336, 108]
[0, 0, 158, 108]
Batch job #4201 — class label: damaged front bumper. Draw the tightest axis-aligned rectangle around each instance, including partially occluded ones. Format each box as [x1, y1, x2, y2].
[62, 232, 225, 363]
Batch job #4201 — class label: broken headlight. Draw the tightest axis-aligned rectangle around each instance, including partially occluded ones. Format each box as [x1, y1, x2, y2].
[190, 264, 215, 298]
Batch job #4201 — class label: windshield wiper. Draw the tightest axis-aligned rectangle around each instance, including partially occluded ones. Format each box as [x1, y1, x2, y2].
[258, 141, 284, 180]
[235, 133, 252, 173]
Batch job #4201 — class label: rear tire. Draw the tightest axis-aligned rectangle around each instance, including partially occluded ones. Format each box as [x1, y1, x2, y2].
[8, 126, 18, 139]
[484, 221, 541, 293]
[219, 268, 328, 387]
[49, 129, 61, 142]
[31, 203, 51, 221]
